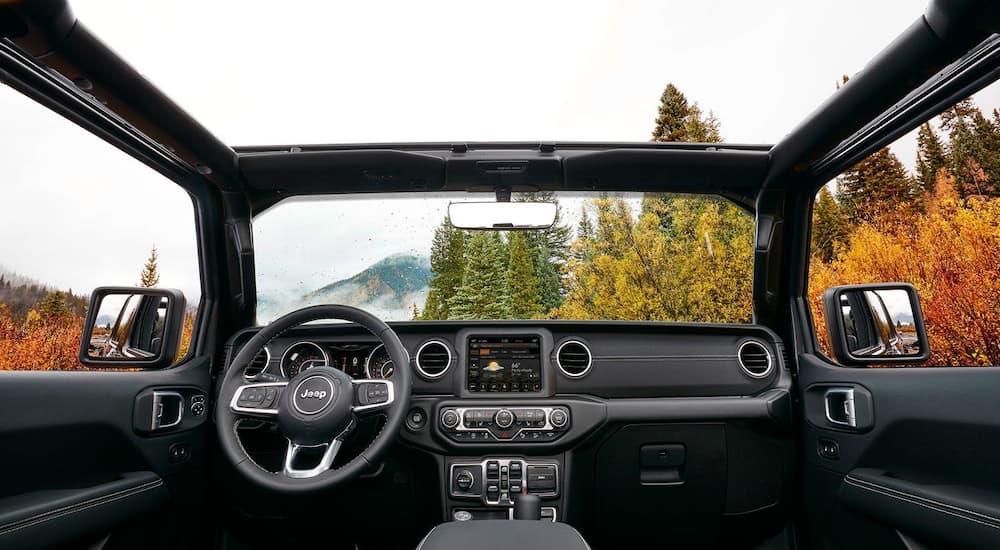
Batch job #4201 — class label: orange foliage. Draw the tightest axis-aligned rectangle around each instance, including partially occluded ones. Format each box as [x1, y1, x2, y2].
[0, 304, 197, 371]
[0, 305, 87, 371]
[809, 175, 1000, 366]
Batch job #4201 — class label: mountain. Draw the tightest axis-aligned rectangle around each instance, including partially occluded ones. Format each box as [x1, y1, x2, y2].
[301, 254, 432, 320]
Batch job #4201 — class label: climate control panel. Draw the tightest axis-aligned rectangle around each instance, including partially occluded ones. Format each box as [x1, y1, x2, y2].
[439, 406, 571, 442]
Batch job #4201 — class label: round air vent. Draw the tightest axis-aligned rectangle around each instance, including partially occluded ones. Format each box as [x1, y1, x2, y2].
[556, 340, 592, 378]
[243, 347, 270, 379]
[738, 341, 773, 378]
[415, 340, 452, 379]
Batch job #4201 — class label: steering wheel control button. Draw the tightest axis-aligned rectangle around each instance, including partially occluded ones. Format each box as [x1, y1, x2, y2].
[236, 387, 266, 408]
[495, 409, 514, 429]
[292, 376, 335, 415]
[549, 408, 568, 428]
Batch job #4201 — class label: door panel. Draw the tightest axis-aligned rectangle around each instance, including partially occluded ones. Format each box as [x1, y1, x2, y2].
[0, 358, 212, 549]
[799, 355, 1000, 549]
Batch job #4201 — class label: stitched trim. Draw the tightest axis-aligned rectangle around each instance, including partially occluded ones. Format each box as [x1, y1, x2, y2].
[0, 478, 164, 537]
[846, 476, 1000, 525]
[844, 478, 1000, 530]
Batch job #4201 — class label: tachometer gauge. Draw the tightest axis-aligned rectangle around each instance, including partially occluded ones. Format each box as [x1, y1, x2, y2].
[281, 342, 328, 378]
[365, 344, 394, 379]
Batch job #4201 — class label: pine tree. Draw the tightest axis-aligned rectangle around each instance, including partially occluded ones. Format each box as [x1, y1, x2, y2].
[139, 246, 160, 287]
[915, 122, 948, 193]
[448, 232, 511, 320]
[506, 232, 542, 318]
[837, 147, 917, 224]
[420, 217, 465, 320]
[38, 291, 69, 321]
[651, 83, 722, 144]
[652, 83, 690, 142]
[577, 204, 594, 240]
[518, 192, 571, 312]
[411, 303, 420, 320]
[811, 187, 850, 263]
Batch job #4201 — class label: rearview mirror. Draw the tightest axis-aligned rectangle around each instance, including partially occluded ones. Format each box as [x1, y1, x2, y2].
[79, 287, 187, 369]
[448, 201, 557, 230]
[822, 283, 930, 365]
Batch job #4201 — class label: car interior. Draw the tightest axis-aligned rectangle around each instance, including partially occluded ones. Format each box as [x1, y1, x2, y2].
[2, 0, 1000, 549]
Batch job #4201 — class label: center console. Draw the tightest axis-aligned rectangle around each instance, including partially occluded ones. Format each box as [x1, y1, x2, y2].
[447, 456, 562, 522]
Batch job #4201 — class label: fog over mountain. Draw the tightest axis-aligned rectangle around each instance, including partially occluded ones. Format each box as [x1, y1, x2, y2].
[257, 254, 432, 322]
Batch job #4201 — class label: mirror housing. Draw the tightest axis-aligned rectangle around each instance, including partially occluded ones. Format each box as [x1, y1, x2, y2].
[78, 286, 187, 369]
[822, 283, 930, 366]
[448, 201, 557, 230]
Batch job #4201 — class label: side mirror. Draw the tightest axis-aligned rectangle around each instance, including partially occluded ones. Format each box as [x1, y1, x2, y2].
[822, 283, 930, 366]
[79, 287, 187, 369]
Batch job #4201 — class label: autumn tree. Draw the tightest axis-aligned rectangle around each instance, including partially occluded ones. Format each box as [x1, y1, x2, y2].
[811, 186, 850, 263]
[558, 195, 752, 323]
[448, 232, 511, 320]
[506, 232, 542, 318]
[139, 246, 160, 287]
[421, 217, 465, 320]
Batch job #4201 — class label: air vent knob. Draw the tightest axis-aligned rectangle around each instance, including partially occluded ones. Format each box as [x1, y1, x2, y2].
[495, 409, 514, 429]
[441, 409, 460, 429]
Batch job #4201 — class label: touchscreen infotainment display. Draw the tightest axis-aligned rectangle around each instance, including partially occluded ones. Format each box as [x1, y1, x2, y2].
[467, 335, 542, 392]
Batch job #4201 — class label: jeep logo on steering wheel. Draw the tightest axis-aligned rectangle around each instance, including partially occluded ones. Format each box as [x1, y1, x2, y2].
[292, 376, 334, 415]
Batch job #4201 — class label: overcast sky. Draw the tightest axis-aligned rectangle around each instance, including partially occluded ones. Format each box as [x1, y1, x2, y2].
[2, 0, 998, 312]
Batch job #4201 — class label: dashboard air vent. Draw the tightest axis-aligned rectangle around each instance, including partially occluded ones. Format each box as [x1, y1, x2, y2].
[556, 340, 592, 378]
[243, 347, 270, 379]
[738, 341, 772, 378]
[415, 340, 451, 379]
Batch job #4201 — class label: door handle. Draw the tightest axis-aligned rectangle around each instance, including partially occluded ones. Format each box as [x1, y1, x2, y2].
[824, 388, 857, 428]
[151, 391, 184, 430]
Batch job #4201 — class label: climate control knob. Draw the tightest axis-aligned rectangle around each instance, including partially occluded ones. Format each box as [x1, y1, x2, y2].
[549, 409, 568, 428]
[495, 409, 514, 429]
[441, 409, 460, 429]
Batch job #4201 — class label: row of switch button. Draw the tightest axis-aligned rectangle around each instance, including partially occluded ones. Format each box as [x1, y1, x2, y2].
[236, 386, 279, 409]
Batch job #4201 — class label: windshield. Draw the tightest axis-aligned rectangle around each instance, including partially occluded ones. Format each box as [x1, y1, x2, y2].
[254, 192, 753, 324]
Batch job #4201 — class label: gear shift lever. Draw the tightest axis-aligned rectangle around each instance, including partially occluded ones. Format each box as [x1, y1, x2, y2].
[513, 490, 541, 520]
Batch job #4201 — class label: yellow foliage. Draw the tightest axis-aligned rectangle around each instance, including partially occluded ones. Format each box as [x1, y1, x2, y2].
[557, 196, 753, 323]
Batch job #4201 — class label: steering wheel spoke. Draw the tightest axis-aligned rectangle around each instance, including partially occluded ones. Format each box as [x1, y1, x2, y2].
[282, 435, 345, 478]
[230, 381, 287, 417]
[352, 379, 395, 414]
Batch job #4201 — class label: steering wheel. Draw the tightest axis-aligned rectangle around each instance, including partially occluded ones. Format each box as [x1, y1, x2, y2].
[216, 305, 411, 493]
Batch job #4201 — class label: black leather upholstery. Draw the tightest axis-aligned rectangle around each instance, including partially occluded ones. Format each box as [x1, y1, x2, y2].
[418, 520, 590, 550]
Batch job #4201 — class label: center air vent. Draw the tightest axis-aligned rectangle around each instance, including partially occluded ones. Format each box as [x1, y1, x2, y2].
[738, 341, 772, 378]
[556, 340, 592, 378]
[243, 347, 270, 379]
[415, 340, 451, 379]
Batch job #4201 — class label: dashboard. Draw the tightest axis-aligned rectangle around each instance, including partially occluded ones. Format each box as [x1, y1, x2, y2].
[226, 321, 791, 545]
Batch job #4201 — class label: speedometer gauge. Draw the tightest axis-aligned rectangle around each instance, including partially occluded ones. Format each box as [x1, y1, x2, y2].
[281, 341, 328, 378]
[365, 344, 394, 379]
